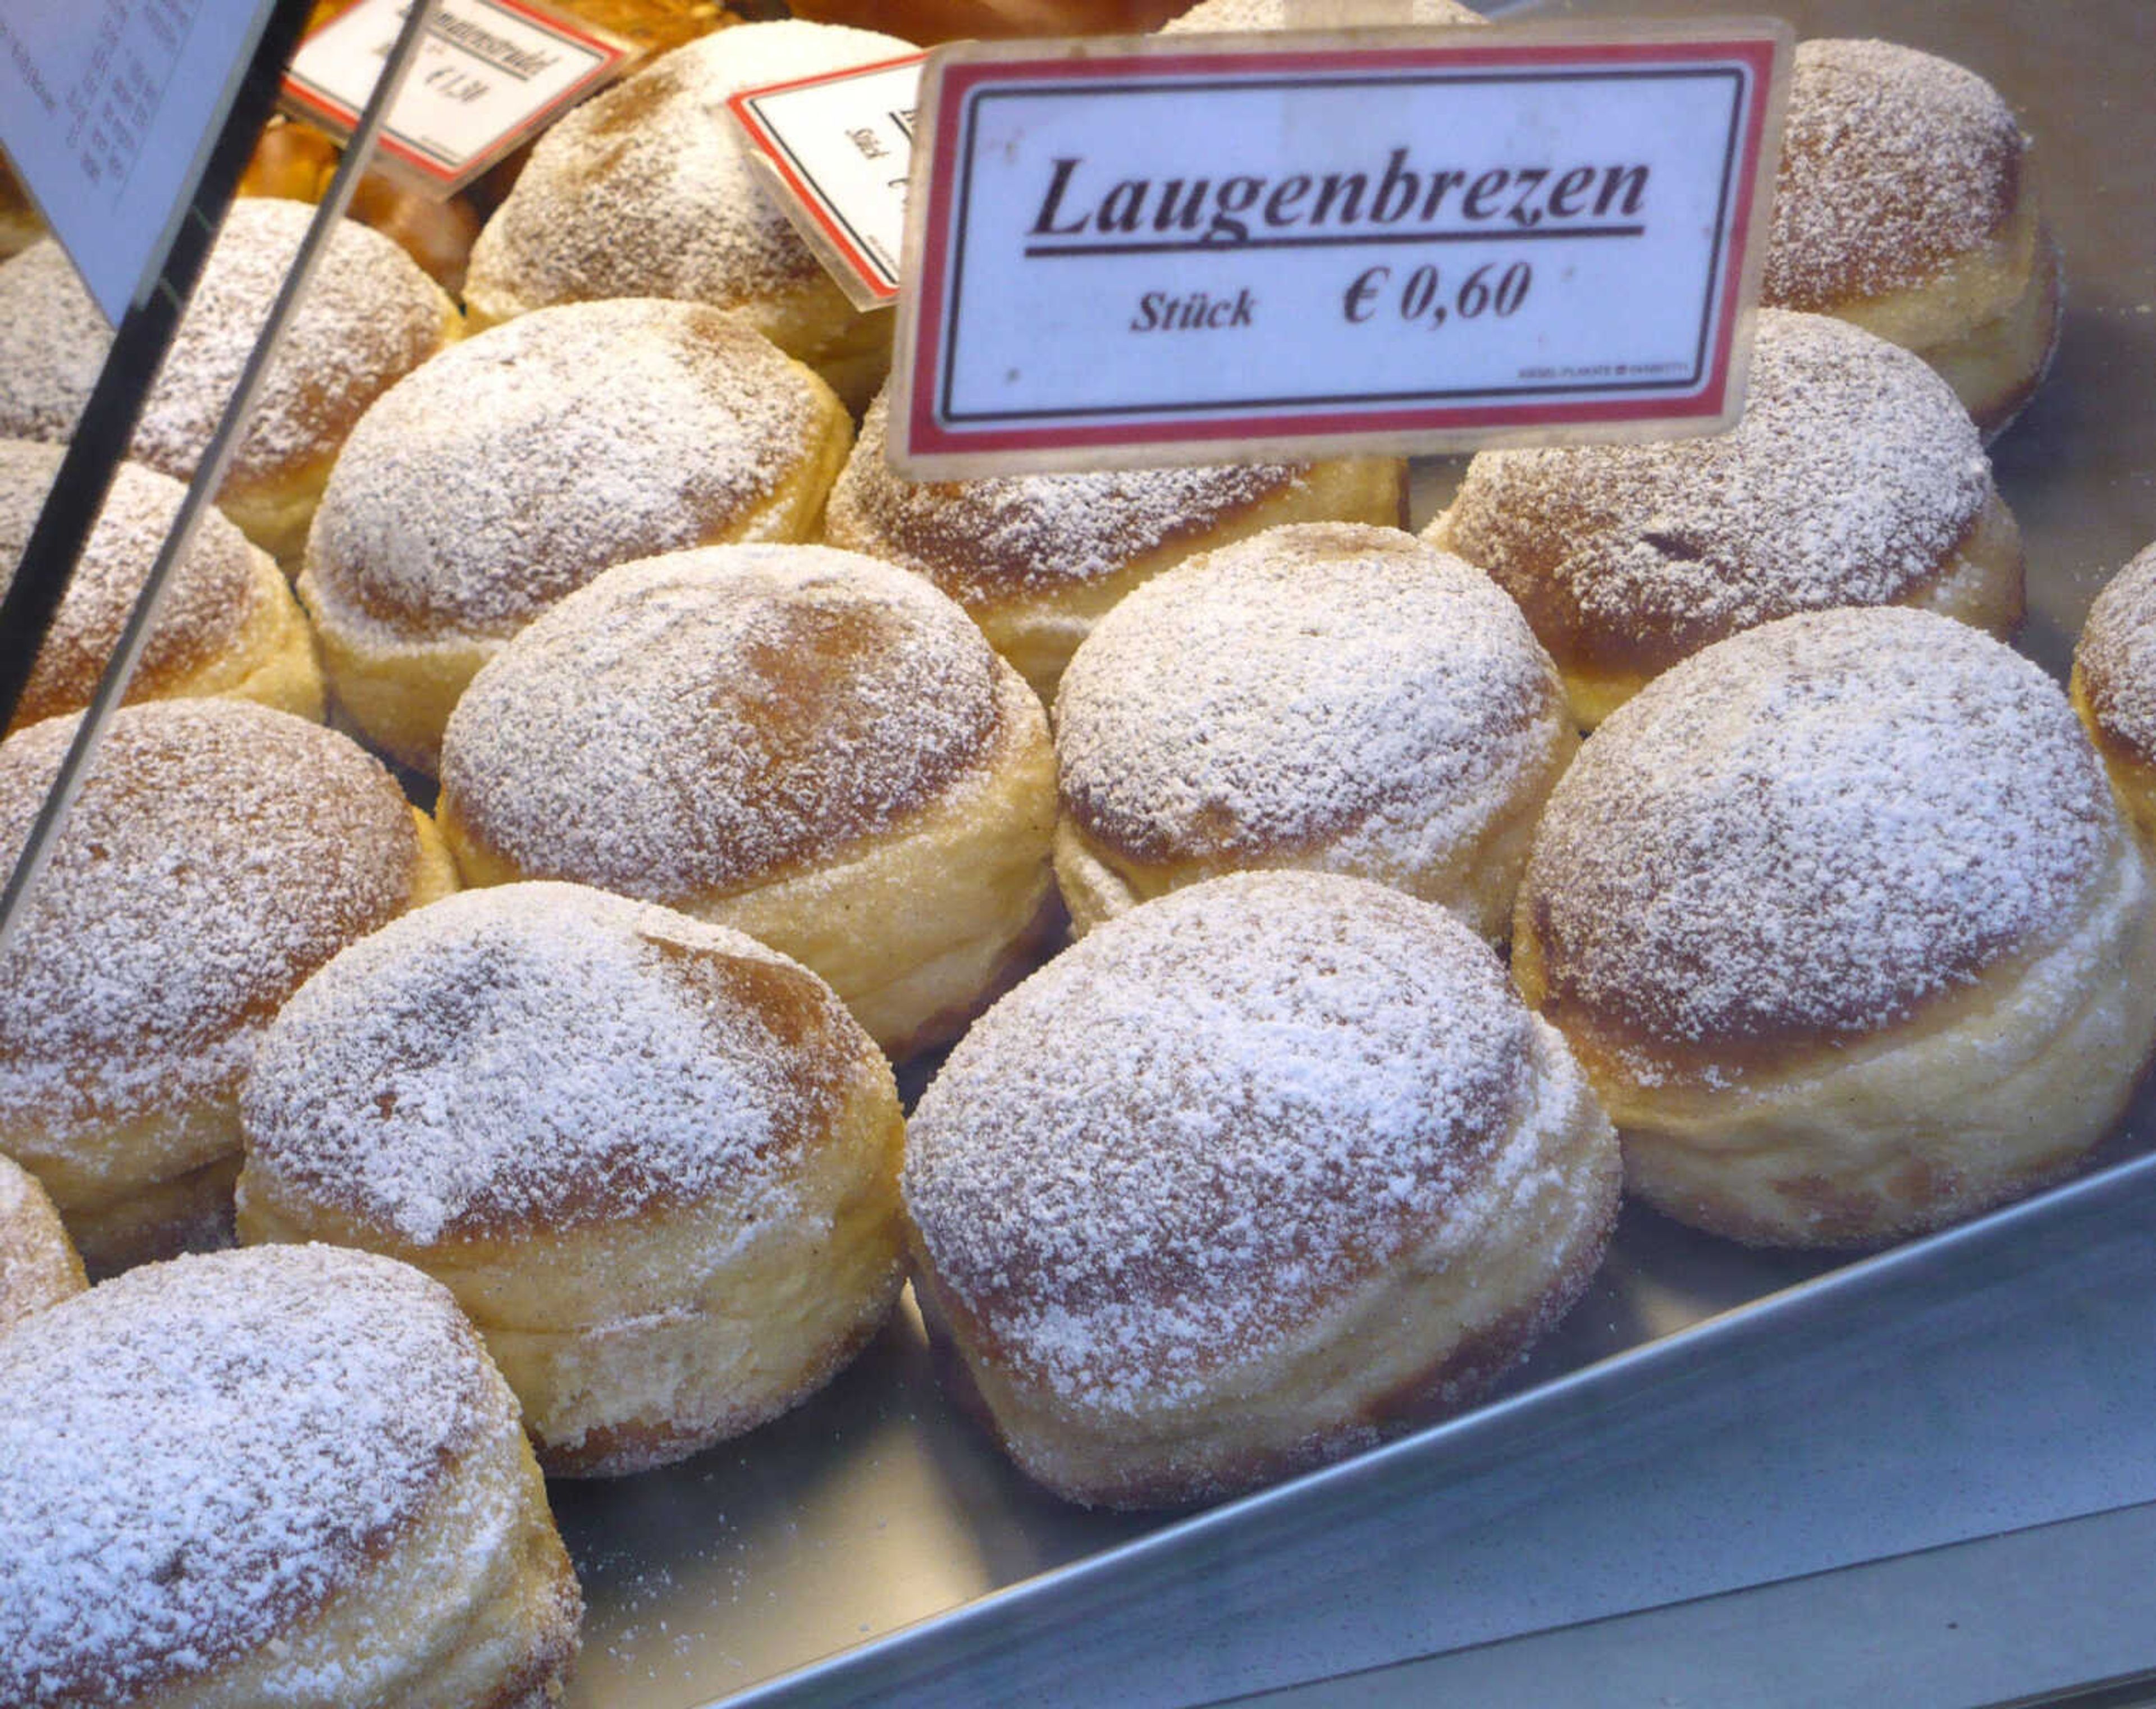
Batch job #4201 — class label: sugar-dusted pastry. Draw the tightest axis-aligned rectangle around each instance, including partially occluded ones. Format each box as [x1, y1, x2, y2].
[1054, 522, 1573, 940]
[1, 441, 323, 735]
[240, 883, 907, 1476]
[1514, 606, 2156, 1248]
[0, 1154, 85, 1333]
[437, 546, 1056, 1058]
[464, 21, 916, 412]
[1429, 309, 2023, 728]
[825, 389, 1406, 703]
[0, 1243, 581, 1708]
[0, 199, 460, 564]
[2074, 542, 2156, 843]
[300, 299, 851, 772]
[905, 870, 1620, 1509]
[1765, 38, 2062, 438]
[0, 700, 457, 1273]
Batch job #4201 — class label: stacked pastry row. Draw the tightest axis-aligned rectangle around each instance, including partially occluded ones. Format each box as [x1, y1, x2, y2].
[0, 12, 2064, 569]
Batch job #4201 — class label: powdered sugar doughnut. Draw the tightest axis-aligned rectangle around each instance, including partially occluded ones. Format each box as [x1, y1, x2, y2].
[0, 199, 460, 565]
[0, 1243, 579, 1708]
[0, 1154, 84, 1332]
[437, 546, 1056, 1058]
[905, 870, 1619, 1509]
[464, 21, 915, 412]
[825, 389, 1406, 703]
[1053, 522, 1573, 940]
[1, 441, 323, 734]
[1765, 38, 2061, 438]
[240, 883, 906, 1477]
[1428, 309, 2023, 728]
[1514, 606, 2156, 1247]
[300, 299, 851, 773]
[0, 700, 458, 1273]
[2074, 543, 2156, 843]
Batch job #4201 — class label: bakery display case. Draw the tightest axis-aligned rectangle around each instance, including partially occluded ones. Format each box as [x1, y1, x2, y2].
[541, 4, 2156, 1703]
[2, 0, 2153, 1703]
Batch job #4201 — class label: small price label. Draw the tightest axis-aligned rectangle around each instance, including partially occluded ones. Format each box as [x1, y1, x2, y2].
[283, 0, 634, 195]
[729, 52, 928, 311]
[890, 21, 1790, 476]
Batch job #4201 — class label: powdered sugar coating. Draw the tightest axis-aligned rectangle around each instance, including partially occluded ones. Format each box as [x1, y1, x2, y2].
[2076, 543, 2156, 764]
[243, 884, 872, 1244]
[1162, 0, 1483, 29]
[1523, 607, 2113, 1063]
[465, 21, 913, 316]
[0, 442, 264, 726]
[0, 200, 450, 491]
[827, 390, 1310, 604]
[307, 300, 837, 643]
[1057, 523, 1567, 870]
[440, 546, 1002, 895]
[0, 1244, 500, 1704]
[1439, 310, 1993, 664]
[905, 871, 1543, 1408]
[1766, 38, 2023, 308]
[0, 700, 420, 1135]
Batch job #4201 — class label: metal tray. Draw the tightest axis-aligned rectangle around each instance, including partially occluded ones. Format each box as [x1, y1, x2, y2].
[553, 2, 2156, 1702]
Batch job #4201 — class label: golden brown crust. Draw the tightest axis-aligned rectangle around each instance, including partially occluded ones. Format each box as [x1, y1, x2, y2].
[0, 701, 447, 1272]
[1765, 38, 2023, 312]
[239, 887, 907, 1475]
[438, 547, 1004, 898]
[0, 1153, 87, 1327]
[1, 445, 325, 734]
[0, 1245, 577, 1707]
[1431, 311, 2018, 724]
[904, 871, 1619, 1506]
[0, 203, 459, 559]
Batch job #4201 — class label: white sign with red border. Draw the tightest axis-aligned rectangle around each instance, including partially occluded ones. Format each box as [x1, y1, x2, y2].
[283, 0, 633, 196]
[729, 52, 928, 311]
[889, 22, 1790, 477]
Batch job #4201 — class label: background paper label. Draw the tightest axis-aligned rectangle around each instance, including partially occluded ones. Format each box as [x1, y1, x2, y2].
[284, 0, 631, 194]
[730, 53, 927, 309]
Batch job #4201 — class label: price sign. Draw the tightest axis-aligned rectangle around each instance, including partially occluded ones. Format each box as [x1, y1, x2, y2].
[284, 0, 634, 195]
[889, 21, 1790, 476]
[0, 0, 284, 322]
[730, 52, 928, 311]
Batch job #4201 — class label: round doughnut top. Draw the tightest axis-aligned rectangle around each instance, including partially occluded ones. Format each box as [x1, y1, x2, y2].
[1, 442, 264, 728]
[1162, 0, 1483, 26]
[307, 300, 839, 643]
[1766, 38, 2023, 308]
[0, 1244, 502, 1706]
[467, 21, 913, 316]
[2076, 543, 2156, 765]
[905, 871, 1547, 1407]
[245, 884, 876, 1245]
[0, 700, 420, 1133]
[1440, 310, 1990, 668]
[1523, 607, 2113, 1065]
[0, 199, 449, 490]
[828, 391, 1310, 606]
[441, 546, 1004, 896]
[1057, 523, 1566, 868]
